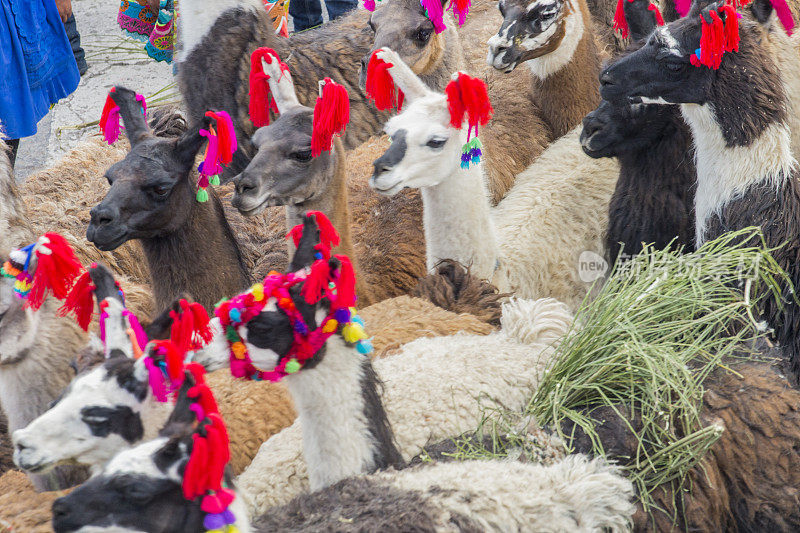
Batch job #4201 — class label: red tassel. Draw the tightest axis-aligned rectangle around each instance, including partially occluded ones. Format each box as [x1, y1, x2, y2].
[613, 0, 629, 38]
[59, 271, 94, 331]
[249, 48, 286, 127]
[719, 5, 739, 53]
[204, 111, 238, 166]
[302, 260, 331, 304]
[171, 300, 213, 353]
[189, 302, 213, 344]
[445, 73, 493, 132]
[183, 433, 207, 499]
[333, 254, 356, 309]
[451, 0, 472, 25]
[306, 211, 341, 250]
[311, 79, 350, 157]
[27, 233, 83, 310]
[287, 224, 304, 247]
[99, 90, 121, 145]
[648, 3, 665, 26]
[365, 51, 405, 112]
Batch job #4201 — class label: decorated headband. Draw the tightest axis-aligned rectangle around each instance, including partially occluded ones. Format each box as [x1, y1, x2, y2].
[99, 88, 148, 145]
[365, 51, 406, 112]
[689, 4, 740, 69]
[177, 363, 240, 532]
[249, 47, 291, 128]
[613, 0, 665, 38]
[2, 233, 82, 309]
[196, 111, 237, 203]
[215, 212, 371, 382]
[311, 79, 350, 157]
[364, 0, 471, 33]
[445, 72, 493, 169]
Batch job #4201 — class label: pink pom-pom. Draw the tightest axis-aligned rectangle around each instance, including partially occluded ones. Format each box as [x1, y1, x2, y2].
[420, 0, 447, 33]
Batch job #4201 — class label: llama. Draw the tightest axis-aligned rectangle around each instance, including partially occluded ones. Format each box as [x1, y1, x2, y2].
[361, 0, 552, 203]
[486, 0, 604, 140]
[369, 49, 619, 309]
[86, 87, 251, 311]
[600, 2, 800, 382]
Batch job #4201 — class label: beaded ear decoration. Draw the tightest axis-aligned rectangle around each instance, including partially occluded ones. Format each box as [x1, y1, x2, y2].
[99, 87, 147, 145]
[215, 212, 371, 382]
[612, 0, 665, 39]
[365, 50, 405, 112]
[445, 72, 493, 169]
[179, 363, 240, 533]
[311, 79, 350, 157]
[2, 233, 83, 307]
[249, 47, 290, 128]
[690, 4, 740, 69]
[197, 111, 237, 203]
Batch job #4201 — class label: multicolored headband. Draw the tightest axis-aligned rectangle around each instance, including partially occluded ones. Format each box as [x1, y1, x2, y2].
[690, 4, 740, 69]
[445, 72, 493, 169]
[311, 78, 350, 158]
[612, 0, 665, 39]
[99, 88, 147, 145]
[249, 47, 290, 128]
[365, 50, 406, 112]
[215, 212, 370, 382]
[197, 111, 237, 203]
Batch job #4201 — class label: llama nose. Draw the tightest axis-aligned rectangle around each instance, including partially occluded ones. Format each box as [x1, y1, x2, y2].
[52, 497, 71, 522]
[235, 174, 258, 196]
[600, 70, 615, 87]
[89, 204, 118, 227]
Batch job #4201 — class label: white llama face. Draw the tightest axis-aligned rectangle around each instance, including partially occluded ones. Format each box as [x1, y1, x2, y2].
[370, 96, 464, 194]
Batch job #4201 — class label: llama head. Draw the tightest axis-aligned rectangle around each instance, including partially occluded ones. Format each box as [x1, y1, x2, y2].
[487, 0, 583, 75]
[232, 54, 336, 216]
[580, 99, 680, 158]
[369, 50, 472, 195]
[12, 265, 152, 474]
[599, 2, 786, 145]
[87, 87, 219, 251]
[359, 0, 451, 88]
[0, 249, 41, 365]
[50, 374, 225, 533]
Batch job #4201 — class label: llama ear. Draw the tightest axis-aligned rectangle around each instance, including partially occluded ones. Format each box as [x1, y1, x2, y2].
[162, 371, 199, 429]
[288, 214, 321, 272]
[174, 116, 213, 168]
[109, 87, 151, 147]
[623, 0, 663, 40]
[375, 48, 429, 102]
[262, 55, 300, 114]
[88, 263, 124, 305]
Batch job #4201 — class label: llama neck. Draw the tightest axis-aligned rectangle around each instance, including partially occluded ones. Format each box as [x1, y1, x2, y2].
[681, 103, 796, 245]
[0, 143, 33, 251]
[285, 335, 401, 491]
[421, 157, 498, 279]
[176, 0, 264, 63]
[527, 0, 600, 138]
[285, 139, 372, 304]
[140, 194, 250, 311]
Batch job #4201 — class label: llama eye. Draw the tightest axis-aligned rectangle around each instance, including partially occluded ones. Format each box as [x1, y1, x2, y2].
[150, 184, 170, 197]
[426, 138, 447, 149]
[291, 150, 313, 162]
[665, 61, 684, 73]
[416, 28, 432, 43]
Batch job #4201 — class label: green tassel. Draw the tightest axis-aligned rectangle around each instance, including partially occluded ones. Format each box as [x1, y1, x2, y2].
[210, 175, 221, 186]
[196, 188, 209, 202]
[225, 326, 240, 343]
[285, 359, 301, 374]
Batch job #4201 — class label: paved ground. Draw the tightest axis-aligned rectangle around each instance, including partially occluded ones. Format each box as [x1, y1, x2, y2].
[15, 0, 175, 180]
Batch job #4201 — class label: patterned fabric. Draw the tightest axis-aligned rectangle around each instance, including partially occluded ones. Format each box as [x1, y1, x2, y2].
[117, 0, 288, 65]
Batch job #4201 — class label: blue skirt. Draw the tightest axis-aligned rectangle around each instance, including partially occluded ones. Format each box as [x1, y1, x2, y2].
[0, 0, 80, 139]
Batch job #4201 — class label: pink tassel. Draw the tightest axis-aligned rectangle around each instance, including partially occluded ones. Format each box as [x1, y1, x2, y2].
[673, 0, 691, 17]
[199, 130, 223, 176]
[145, 357, 168, 402]
[124, 310, 149, 352]
[770, 0, 795, 35]
[420, 0, 447, 33]
[364, 0, 376, 10]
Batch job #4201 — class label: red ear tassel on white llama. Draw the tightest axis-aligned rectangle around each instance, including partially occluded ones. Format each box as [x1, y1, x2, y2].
[445, 72, 493, 169]
[196, 111, 238, 202]
[98, 87, 147, 145]
[249, 47, 291, 128]
[365, 50, 405, 112]
[311, 78, 350, 157]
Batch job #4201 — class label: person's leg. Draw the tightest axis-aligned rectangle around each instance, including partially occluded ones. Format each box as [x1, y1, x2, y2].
[7, 139, 20, 169]
[63, 14, 87, 76]
[324, 0, 358, 21]
[289, 0, 324, 31]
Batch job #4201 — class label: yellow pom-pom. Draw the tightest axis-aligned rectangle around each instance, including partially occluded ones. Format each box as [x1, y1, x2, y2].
[251, 283, 265, 301]
[231, 342, 247, 359]
[322, 319, 338, 333]
[342, 323, 368, 343]
[226, 526, 240, 533]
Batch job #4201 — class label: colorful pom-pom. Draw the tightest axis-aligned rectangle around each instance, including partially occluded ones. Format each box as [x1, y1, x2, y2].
[322, 319, 338, 333]
[228, 308, 242, 323]
[334, 307, 351, 323]
[251, 283, 265, 301]
[285, 358, 301, 374]
[231, 342, 247, 359]
[356, 338, 373, 354]
[343, 322, 368, 343]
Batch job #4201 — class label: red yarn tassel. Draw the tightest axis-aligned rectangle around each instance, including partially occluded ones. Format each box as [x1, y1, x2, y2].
[648, 3, 665, 26]
[204, 111, 238, 166]
[249, 48, 285, 127]
[99, 90, 121, 145]
[445, 73, 493, 131]
[365, 51, 405, 112]
[189, 302, 213, 344]
[613, 0, 629, 38]
[333, 254, 356, 309]
[311, 79, 350, 157]
[451, 0, 472, 26]
[59, 271, 94, 331]
[306, 211, 341, 250]
[302, 259, 331, 304]
[719, 5, 739, 53]
[27, 233, 83, 310]
[287, 224, 304, 247]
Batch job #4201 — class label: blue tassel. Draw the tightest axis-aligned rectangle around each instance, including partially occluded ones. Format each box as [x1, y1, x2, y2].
[334, 308, 351, 323]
